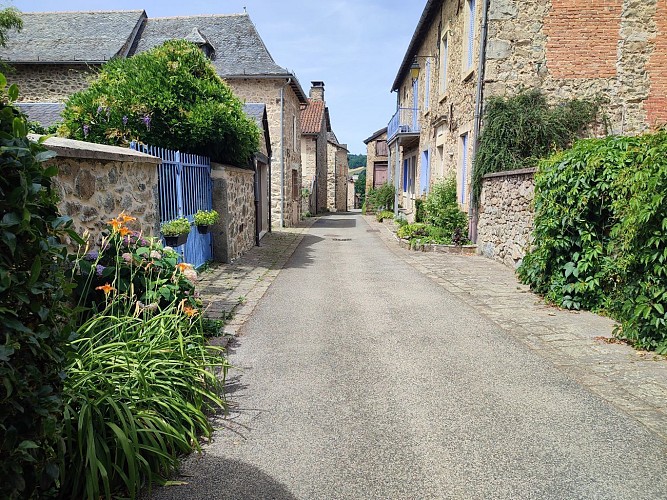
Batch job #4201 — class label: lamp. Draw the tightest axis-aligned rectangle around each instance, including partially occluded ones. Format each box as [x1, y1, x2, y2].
[410, 58, 420, 79]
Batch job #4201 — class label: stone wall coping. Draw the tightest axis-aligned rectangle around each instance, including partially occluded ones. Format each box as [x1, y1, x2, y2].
[211, 162, 255, 176]
[28, 134, 162, 164]
[482, 167, 537, 180]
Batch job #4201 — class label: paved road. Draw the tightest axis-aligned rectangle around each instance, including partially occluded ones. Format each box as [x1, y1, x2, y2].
[153, 213, 667, 499]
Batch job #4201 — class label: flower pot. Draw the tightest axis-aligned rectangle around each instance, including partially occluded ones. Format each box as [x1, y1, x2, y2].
[196, 224, 210, 235]
[163, 233, 188, 247]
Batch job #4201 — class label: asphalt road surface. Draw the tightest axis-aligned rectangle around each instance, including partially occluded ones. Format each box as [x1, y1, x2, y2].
[152, 214, 667, 499]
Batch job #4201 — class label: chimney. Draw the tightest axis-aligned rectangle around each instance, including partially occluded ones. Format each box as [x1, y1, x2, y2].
[310, 81, 325, 101]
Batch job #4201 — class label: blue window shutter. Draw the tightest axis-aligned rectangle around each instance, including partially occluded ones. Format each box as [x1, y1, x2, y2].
[424, 59, 430, 110]
[461, 133, 468, 204]
[403, 159, 408, 193]
[420, 150, 430, 195]
[467, 0, 476, 69]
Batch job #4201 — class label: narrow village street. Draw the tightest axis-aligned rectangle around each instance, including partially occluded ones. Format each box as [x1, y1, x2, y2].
[152, 214, 667, 500]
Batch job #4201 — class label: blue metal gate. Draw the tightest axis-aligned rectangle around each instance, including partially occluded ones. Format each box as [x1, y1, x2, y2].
[131, 143, 213, 268]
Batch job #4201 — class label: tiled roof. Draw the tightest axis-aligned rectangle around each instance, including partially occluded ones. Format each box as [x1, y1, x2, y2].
[327, 131, 339, 145]
[0, 10, 146, 62]
[243, 103, 266, 128]
[301, 99, 325, 135]
[132, 14, 287, 77]
[16, 102, 65, 127]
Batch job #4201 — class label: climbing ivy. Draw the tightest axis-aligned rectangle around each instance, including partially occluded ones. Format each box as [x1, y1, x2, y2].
[518, 131, 667, 353]
[472, 90, 600, 205]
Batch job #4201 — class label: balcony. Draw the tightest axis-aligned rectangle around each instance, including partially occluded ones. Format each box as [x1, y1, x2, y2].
[387, 107, 420, 143]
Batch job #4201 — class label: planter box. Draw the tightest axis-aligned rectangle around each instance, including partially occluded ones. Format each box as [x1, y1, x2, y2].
[398, 237, 477, 255]
[196, 224, 211, 235]
[163, 233, 188, 247]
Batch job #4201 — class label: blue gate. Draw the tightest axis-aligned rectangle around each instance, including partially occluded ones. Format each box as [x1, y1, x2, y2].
[131, 143, 213, 268]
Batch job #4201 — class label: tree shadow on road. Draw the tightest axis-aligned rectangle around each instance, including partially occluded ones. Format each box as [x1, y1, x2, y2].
[147, 456, 297, 500]
[279, 233, 323, 270]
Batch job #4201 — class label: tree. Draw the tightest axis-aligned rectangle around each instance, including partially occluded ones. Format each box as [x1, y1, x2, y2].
[0, 7, 22, 48]
[59, 40, 260, 167]
[348, 153, 367, 169]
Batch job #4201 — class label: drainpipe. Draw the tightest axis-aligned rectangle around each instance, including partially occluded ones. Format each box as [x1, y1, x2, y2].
[279, 78, 292, 228]
[253, 156, 260, 246]
[470, 0, 490, 243]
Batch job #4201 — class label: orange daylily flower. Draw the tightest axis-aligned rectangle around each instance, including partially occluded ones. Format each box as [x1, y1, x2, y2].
[183, 306, 198, 317]
[109, 218, 123, 232]
[176, 263, 193, 273]
[119, 226, 131, 237]
[119, 213, 137, 223]
[95, 283, 116, 294]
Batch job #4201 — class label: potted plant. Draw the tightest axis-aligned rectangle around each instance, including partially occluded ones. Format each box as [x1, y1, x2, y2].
[193, 209, 220, 234]
[161, 217, 191, 247]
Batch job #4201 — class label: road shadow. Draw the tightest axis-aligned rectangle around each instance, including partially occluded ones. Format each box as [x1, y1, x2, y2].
[279, 232, 322, 270]
[147, 457, 297, 500]
[312, 212, 357, 229]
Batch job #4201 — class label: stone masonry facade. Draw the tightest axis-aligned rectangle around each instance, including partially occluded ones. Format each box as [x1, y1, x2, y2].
[477, 168, 535, 268]
[226, 77, 302, 227]
[11, 64, 97, 103]
[211, 163, 256, 263]
[326, 142, 349, 212]
[44, 139, 161, 242]
[486, 0, 667, 134]
[364, 131, 388, 193]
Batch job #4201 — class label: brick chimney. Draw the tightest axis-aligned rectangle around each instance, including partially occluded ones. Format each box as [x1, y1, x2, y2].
[310, 81, 325, 101]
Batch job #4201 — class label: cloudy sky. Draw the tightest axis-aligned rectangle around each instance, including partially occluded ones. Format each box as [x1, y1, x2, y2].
[9, 0, 427, 154]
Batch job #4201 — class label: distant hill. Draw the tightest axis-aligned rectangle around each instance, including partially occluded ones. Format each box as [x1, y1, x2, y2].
[348, 153, 366, 169]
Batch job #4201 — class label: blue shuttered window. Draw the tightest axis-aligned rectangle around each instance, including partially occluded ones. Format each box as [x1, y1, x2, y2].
[440, 36, 448, 93]
[424, 58, 430, 110]
[403, 159, 409, 193]
[466, 0, 476, 70]
[420, 149, 430, 195]
[460, 133, 469, 204]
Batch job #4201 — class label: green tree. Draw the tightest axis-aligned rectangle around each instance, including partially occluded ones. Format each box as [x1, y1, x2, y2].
[59, 40, 260, 167]
[348, 153, 367, 169]
[0, 7, 22, 47]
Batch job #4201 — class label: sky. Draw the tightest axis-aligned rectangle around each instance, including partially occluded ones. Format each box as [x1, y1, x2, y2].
[8, 0, 427, 154]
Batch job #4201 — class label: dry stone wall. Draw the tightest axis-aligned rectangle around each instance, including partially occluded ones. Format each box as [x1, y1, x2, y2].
[39, 136, 161, 241]
[211, 163, 256, 263]
[11, 64, 96, 102]
[477, 168, 535, 268]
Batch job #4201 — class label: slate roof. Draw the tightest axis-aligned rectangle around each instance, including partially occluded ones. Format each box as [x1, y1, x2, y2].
[16, 102, 65, 127]
[300, 99, 326, 135]
[133, 14, 281, 77]
[0, 10, 146, 63]
[243, 103, 266, 128]
[363, 127, 388, 144]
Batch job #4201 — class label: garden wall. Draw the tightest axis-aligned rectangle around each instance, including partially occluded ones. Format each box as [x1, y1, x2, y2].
[34, 135, 161, 241]
[211, 163, 256, 263]
[476, 168, 536, 268]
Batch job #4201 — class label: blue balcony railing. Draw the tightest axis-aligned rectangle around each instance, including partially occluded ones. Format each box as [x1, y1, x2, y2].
[387, 107, 420, 142]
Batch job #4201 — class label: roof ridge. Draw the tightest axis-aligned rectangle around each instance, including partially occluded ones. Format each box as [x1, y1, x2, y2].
[22, 10, 145, 14]
[150, 13, 248, 20]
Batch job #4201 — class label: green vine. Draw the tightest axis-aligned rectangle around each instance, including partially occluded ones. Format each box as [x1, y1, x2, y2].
[472, 90, 601, 206]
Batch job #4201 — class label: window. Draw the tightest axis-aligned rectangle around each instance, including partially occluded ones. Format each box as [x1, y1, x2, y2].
[292, 170, 299, 200]
[424, 58, 431, 111]
[375, 140, 388, 156]
[440, 34, 449, 93]
[460, 132, 469, 204]
[420, 149, 431, 195]
[464, 0, 476, 71]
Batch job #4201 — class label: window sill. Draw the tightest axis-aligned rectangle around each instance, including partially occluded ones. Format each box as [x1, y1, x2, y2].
[439, 92, 449, 103]
[462, 68, 475, 83]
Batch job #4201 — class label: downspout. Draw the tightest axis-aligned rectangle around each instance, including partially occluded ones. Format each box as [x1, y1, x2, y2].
[279, 78, 292, 228]
[470, 0, 490, 243]
[253, 156, 260, 246]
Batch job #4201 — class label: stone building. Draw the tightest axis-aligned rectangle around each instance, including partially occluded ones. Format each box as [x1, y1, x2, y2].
[326, 131, 349, 212]
[300, 82, 329, 214]
[387, 0, 667, 228]
[363, 127, 389, 192]
[1, 10, 307, 228]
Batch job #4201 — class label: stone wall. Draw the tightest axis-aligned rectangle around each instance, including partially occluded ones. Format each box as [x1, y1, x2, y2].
[365, 131, 388, 193]
[37, 136, 161, 241]
[11, 64, 96, 102]
[211, 163, 256, 263]
[477, 168, 536, 268]
[335, 145, 348, 211]
[225, 77, 302, 227]
[486, 0, 666, 135]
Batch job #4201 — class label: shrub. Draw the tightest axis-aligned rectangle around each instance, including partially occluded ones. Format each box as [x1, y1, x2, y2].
[160, 216, 191, 236]
[365, 183, 394, 212]
[59, 40, 260, 167]
[518, 131, 667, 352]
[472, 90, 600, 206]
[375, 210, 394, 222]
[422, 177, 468, 239]
[0, 73, 81, 498]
